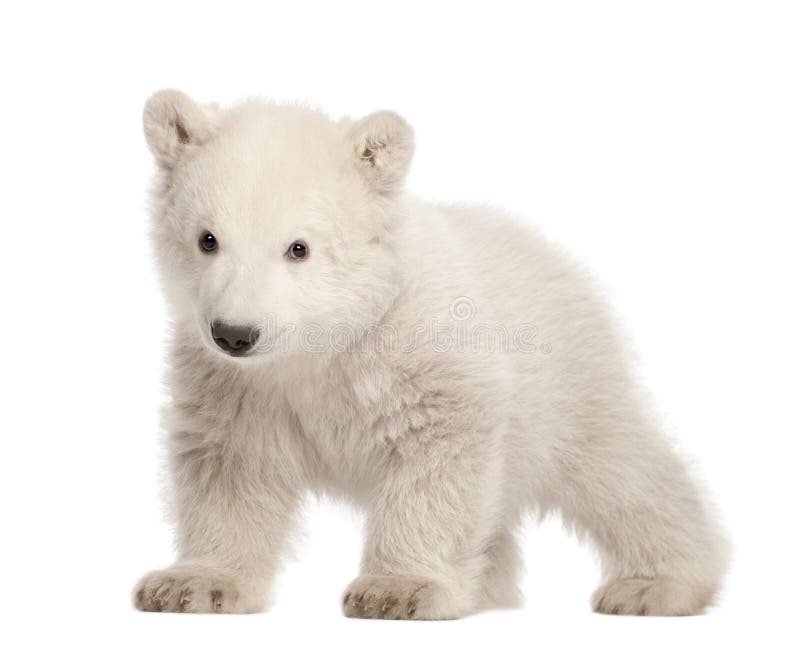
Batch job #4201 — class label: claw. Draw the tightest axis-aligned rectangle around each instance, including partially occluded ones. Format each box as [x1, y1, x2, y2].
[211, 590, 224, 611]
[178, 589, 193, 612]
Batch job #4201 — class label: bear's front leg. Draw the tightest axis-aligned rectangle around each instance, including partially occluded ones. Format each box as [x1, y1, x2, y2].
[134, 416, 301, 613]
[343, 422, 507, 620]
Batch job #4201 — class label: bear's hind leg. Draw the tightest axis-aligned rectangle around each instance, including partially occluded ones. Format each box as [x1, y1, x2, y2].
[552, 411, 728, 616]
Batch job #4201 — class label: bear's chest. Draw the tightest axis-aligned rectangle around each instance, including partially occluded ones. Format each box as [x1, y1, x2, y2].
[283, 358, 422, 488]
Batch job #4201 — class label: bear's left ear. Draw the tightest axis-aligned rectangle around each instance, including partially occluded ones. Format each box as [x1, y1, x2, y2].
[143, 89, 217, 169]
[348, 111, 414, 196]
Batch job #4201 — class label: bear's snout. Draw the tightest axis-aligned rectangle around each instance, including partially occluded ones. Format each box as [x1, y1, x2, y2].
[210, 321, 260, 357]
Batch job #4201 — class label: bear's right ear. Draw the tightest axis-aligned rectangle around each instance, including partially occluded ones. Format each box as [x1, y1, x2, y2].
[143, 89, 216, 168]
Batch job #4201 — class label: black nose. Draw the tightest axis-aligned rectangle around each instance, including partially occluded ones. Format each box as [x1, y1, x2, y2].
[210, 321, 260, 356]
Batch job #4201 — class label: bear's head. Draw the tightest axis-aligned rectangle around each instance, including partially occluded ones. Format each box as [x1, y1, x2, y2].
[143, 90, 414, 362]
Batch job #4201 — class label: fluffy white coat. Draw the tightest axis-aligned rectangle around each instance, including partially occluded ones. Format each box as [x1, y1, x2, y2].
[134, 90, 728, 618]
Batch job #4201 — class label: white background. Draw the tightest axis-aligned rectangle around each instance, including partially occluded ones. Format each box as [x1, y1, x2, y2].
[1, 1, 798, 646]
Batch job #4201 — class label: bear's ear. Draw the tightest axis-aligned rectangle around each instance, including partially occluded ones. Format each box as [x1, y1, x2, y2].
[348, 111, 414, 196]
[143, 89, 216, 168]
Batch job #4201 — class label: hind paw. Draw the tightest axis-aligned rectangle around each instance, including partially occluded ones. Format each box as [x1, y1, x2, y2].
[592, 576, 713, 616]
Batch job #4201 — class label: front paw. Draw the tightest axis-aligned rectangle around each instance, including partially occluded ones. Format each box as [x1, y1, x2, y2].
[133, 564, 245, 613]
[342, 575, 459, 620]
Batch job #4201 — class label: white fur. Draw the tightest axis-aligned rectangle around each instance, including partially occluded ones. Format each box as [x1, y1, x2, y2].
[134, 90, 729, 617]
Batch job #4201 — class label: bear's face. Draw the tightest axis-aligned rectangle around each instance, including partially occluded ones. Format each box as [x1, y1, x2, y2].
[143, 91, 413, 362]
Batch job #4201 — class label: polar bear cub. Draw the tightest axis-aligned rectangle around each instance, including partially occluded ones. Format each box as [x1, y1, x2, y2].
[134, 90, 728, 618]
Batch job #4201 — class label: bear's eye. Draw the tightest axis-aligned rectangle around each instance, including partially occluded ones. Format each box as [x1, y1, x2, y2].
[287, 241, 308, 261]
[199, 231, 218, 253]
